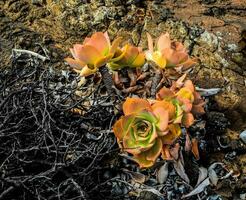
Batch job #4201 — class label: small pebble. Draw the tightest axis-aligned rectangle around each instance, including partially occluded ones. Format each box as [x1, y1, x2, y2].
[240, 193, 246, 200]
[240, 130, 246, 144]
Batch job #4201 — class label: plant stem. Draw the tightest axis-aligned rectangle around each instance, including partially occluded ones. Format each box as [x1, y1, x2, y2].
[99, 66, 114, 97]
[151, 69, 162, 98]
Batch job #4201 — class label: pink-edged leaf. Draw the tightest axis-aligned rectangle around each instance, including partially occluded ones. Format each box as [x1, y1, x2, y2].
[74, 45, 101, 66]
[70, 48, 76, 58]
[184, 80, 195, 93]
[152, 107, 168, 132]
[178, 58, 197, 71]
[156, 87, 175, 100]
[123, 97, 152, 115]
[173, 41, 186, 52]
[65, 58, 86, 70]
[168, 51, 188, 65]
[103, 31, 110, 44]
[113, 115, 134, 141]
[182, 113, 195, 128]
[146, 33, 154, 52]
[161, 48, 174, 63]
[110, 37, 122, 55]
[157, 33, 171, 52]
[83, 32, 109, 55]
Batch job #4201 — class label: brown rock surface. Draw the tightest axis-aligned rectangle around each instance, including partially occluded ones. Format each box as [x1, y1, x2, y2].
[1, 1, 245, 126]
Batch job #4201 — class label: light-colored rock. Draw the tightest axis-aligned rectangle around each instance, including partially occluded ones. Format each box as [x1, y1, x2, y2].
[195, 30, 219, 52]
[240, 130, 246, 144]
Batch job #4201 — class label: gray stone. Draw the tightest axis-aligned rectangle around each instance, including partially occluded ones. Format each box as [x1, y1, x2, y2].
[195, 31, 219, 52]
[240, 130, 246, 144]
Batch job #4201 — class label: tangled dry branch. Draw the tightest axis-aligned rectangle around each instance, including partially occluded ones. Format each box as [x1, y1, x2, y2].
[0, 54, 121, 200]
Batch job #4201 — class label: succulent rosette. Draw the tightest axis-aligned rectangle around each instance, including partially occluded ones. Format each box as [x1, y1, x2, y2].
[108, 44, 145, 70]
[65, 32, 121, 77]
[113, 98, 182, 168]
[157, 75, 205, 128]
[146, 32, 196, 70]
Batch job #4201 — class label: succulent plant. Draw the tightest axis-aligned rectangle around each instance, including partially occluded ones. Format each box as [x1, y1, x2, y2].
[65, 32, 121, 77]
[113, 98, 182, 168]
[157, 74, 205, 128]
[108, 44, 145, 70]
[145, 33, 197, 70]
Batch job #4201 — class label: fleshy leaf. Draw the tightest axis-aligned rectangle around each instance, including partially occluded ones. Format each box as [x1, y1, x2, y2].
[83, 32, 109, 55]
[184, 80, 195, 93]
[178, 97, 193, 113]
[161, 145, 173, 160]
[157, 33, 171, 52]
[74, 45, 101, 67]
[192, 92, 206, 115]
[80, 66, 97, 77]
[123, 45, 140, 64]
[161, 124, 181, 145]
[95, 54, 113, 68]
[123, 98, 152, 115]
[66, 31, 121, 77]
[130, 53, 145, 68]
[65, 58, 86, 70]
[152, 106, 168, 132]
[177, 58, 197, 70]
[123, 126, 155, 155]
[147, 32, 154, 52]
[109, 45, 145, 69]
[103, 31, 110, 44]
[133, 153, 154, 168]
[134, 138, 162, 168]
[173, 100, 183, 123]
[146, 138, 162, 161]
[156, 87, 175, 100]
[152, 100, 176, 122]
[110, 37, 122, 55]
[113, 115, 134, 140]
[152, 51, 167, 69]
[123, 127, 141, 155]
[176, 88, 194, 102]
[182, 113, 194, 128]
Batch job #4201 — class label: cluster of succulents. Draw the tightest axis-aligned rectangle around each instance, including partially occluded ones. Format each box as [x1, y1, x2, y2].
[146, 33, 197, 70]
[66, 31, 205, 168]
[113, 76, 204, 168]
[65, 32, 144, 77]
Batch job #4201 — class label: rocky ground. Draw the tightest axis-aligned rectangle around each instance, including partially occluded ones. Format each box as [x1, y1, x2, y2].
[0, 0, 246, 199]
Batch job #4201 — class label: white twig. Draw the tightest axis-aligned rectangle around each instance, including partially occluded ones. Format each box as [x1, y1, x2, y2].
[195, 87, 221, 97]
[12, 49, 49, 61]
